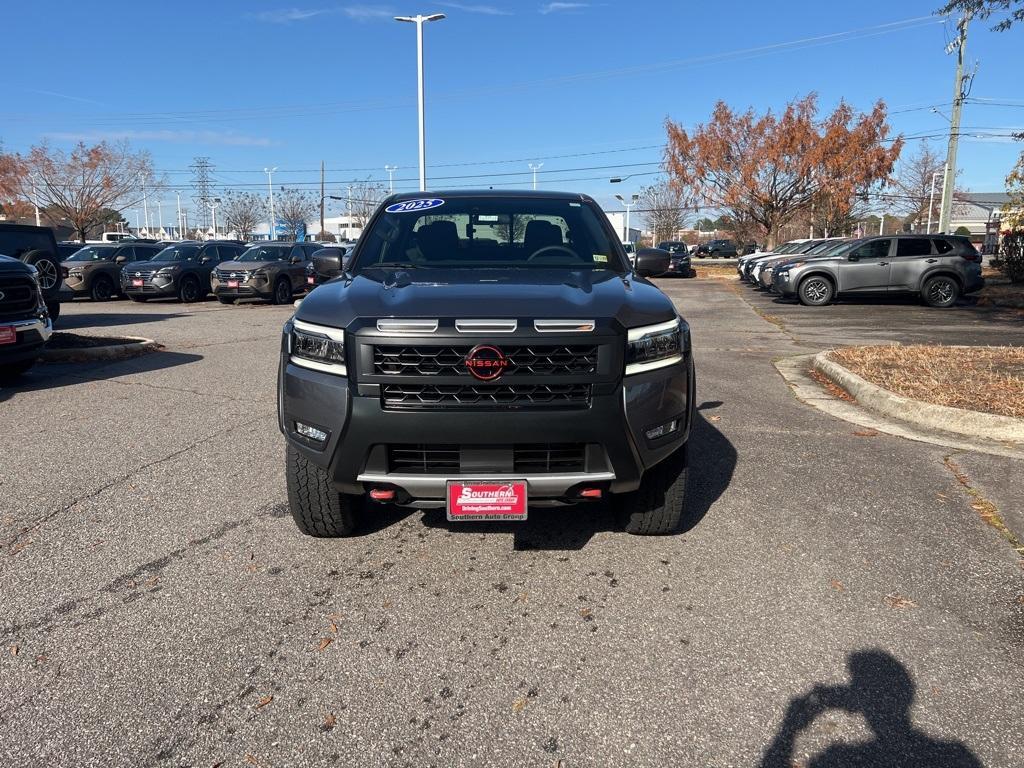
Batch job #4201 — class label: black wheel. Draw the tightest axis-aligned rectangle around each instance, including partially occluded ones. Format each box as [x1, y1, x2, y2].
[798, 275, 834, 306]
[90, 275, 115, 302]
[922, 275, 960, 308]
[0, 358, 37, 382]
[22, 250, 60, 294]
[128, 295, 148, 303]
[615, 444, 689, 535]
[217, 296, 235, 305]
[286, 444, 361, 537]
[178, 276, 201, 303]
[45, 301, 61, 321]
[273, 277, 292, 305]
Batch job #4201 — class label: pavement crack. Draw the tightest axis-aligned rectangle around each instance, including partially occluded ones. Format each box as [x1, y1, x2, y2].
[943, 455, 1024, 559]
[2, 414, 270, 553]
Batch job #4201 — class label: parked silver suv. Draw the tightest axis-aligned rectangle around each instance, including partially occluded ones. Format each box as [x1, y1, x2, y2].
[772, 235, 984, 308]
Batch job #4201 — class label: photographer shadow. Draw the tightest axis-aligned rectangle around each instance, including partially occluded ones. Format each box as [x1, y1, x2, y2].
[760, 649, 983, 768]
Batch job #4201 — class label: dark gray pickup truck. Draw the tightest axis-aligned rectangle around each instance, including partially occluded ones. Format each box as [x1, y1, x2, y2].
[277, 190, 695, 536]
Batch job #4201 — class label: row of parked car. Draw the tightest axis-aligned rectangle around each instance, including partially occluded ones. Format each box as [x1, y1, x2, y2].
[734, 233, 985, 307]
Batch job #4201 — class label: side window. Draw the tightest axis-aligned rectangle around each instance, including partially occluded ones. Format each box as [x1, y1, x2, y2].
[304, 244, 320, 258]
[933, 239, 954, 255]
[850, 239, 891, 260]
[290, 245, 306, 262]
[896, 238, 931, 257]
[201, 246, 218, 262]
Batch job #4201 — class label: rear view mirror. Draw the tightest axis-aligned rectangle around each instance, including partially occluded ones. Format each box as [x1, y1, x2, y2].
[634, 248, 670, 278]
[313, 252, 343, 277]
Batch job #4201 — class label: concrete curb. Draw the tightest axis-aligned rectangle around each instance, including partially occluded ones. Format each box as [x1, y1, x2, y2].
[40, 336, 162, 363]
[812, 351, 1024, 444]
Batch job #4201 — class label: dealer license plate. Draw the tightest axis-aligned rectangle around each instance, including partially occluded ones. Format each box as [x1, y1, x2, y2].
[447, 480, 527, 521]
[131, 279, 143, 287]
[0, 326, 15, 345]
[307, 276, 315, 285]
[227, 280, 239, 288]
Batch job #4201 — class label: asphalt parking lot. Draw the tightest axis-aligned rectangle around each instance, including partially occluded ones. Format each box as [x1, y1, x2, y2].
[2, 285, 1023, 767]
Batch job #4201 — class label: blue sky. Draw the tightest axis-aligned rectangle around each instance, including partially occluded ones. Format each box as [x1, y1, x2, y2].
[3, 0, 1022, 219]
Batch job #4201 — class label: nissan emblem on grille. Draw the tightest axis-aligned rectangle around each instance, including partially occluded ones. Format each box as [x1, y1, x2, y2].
[135, 272, 141, 277]
[465, 345, 509, 381]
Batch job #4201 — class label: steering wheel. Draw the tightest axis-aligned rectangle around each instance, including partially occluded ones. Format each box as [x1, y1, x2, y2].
[527, 245, 581, 262]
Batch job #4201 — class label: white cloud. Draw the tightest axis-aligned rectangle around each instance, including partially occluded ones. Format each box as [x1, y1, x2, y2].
[342, 5, 396, 20]
[539, 2, 588, 14]
[45, 130, 274, 147]
[439, 2, 512, 15]
[252, 7, 329, 23]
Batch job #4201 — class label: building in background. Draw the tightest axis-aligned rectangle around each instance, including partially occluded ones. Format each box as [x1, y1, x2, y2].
[603, 211, 641, 244]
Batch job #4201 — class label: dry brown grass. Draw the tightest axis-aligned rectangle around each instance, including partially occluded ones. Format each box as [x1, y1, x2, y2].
[693, 265, 739, 280]
[829, 344, 1024, 419]
[976, 278, 1024, 309]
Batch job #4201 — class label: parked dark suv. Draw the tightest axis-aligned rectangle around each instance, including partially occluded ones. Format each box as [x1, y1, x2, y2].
[0, 223, 69, 320]
[278, 190, 694, 537]
[772, 234, 984, 307]
[213, 242, 319, 304]
[123, 241, 245, 303]
[63, 243, 163, 301]
[0, 255, 51, 379]
[694, 238, 738, 258]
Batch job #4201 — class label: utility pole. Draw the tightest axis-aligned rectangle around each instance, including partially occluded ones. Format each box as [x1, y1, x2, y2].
[264, 167, 277, 241]
[176, 191, 183, 239]
[320, 160, 325, 238]
[938, 12, 971, 234]
[879, 213, 885, 235]
[528, 162, 543, 191]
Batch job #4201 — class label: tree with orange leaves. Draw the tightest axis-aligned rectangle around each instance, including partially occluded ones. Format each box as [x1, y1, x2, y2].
[664, 94, 903, 247]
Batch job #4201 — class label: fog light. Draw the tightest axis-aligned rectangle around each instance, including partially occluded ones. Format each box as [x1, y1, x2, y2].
[645, 419, 680, 440]
[295, 421, 328, 443]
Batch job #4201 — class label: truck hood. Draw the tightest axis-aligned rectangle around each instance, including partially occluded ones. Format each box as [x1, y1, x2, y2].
[295, 268, 678, 329]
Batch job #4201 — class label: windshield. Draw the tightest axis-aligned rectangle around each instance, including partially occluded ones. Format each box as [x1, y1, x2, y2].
[66, 246, 117, 262]
[353, 197, 626, 271]
[238, 245, 291, 262]
[805, 240, 841, 255]
[152, 245, 200, 261]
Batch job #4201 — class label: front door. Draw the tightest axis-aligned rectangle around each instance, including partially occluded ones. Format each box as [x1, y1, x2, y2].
[837, 238, 892, 293]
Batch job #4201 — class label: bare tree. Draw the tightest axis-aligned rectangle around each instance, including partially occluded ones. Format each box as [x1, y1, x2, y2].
[494, 214, 527, 243]
[347, 177, 387, 229]
[221, 192, 264, 240]
[640, 183, 690, 244]
[276, 189, 317, 240]
[5, 141, 157, 242]
[891, 142, 945, 232]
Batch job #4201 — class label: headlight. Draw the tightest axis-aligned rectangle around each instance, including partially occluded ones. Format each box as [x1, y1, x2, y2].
[625, 319, 686, 376]
[157, 266, 179, 275]
[289, 319, 346, 376]
[251, 270, 267, 281]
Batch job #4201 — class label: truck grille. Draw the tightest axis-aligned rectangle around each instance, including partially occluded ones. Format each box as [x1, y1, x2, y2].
[0, 275, 38, 316]
[387, 444, 586, 474]
[382, 383, 591, 409]
[373, 344, 597, 377]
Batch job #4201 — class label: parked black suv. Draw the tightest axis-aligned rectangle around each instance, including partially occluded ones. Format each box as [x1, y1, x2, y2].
[0, 223, 69, 320]
[213, 242, 319, 304]
[278, 190, 694, 537]
[63, 243, 163, 301]
[122, 241, 246, 303]
[694, 238, 738, 258]
[0, 255, 51, 379]
[772, 234, 985, 307]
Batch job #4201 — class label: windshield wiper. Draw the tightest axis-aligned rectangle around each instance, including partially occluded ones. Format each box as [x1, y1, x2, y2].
[370, 262, 422, 269]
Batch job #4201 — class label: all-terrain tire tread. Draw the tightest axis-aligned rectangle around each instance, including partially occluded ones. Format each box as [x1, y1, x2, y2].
[285, 444, 358, 537]
[618, 445, 689, 535]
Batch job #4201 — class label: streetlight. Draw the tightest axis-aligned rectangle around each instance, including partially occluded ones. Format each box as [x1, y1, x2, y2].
[385, 164, 398, 194]
[528, 162, 543, 191]
[209, 198, 221, 238]
[176, 191, 183, 239]
[614, 193, 639, 244]
[264, 167, 277, 241]
[394, 12, 446, 192]
[140, 173, 149, 232]
[926, 169, 944, 234]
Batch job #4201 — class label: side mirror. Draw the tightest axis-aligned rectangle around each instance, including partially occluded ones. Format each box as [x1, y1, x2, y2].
[634, 248, 670, 278]
[290, 255, 303, 264]
[848, 254, 860, 262]
[115, 255, 128, 264]
[313, 252, 343, 277]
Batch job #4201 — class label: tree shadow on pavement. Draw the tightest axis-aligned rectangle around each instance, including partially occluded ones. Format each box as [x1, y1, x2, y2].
[760, 649, 983, 768]
[416, 409, 736, 550]
[0, 350, 204, 402]
[57, 311, 187, 330]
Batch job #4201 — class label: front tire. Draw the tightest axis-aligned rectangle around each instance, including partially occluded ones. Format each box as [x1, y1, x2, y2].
[178, 276, 201, 303]
[286, 444, 361, 537]
[272, 277, 292, 305]
[0, 358, 36, 381]
[798, 275, 834, 306]
[45, 301, 61, 321]
[217, 296, 235, 305]
[90, 275, 115, 301]
[128, 295, 148, 303]
[922, 275, 960, 308]
[616, 444, 689, 535]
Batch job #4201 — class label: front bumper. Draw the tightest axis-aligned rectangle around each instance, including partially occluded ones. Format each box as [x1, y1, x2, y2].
[211, 276, 272, 299]
[278, 330, 694, 504]
[0, 316, 53, 363]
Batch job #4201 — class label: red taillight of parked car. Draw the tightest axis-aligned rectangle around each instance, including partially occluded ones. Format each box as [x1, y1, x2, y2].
[960, 250, 981, 262]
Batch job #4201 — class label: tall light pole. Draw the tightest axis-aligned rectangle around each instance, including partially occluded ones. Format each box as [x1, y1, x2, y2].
[30, 175, 41, 227]
[614, 193, 639, 243]
[264, 167, 277, 241]
[926, 170, 944, 234]
[528, 162, 543, 191]
[140, 174, 149, 232]
[394, 13, 446, 192]
[157, 199, 163, 235]
[176, 191, 183, 239]
[210, 198, 221, 238]
[385, 164, 398, 193]
[938, 11, 971, 234]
